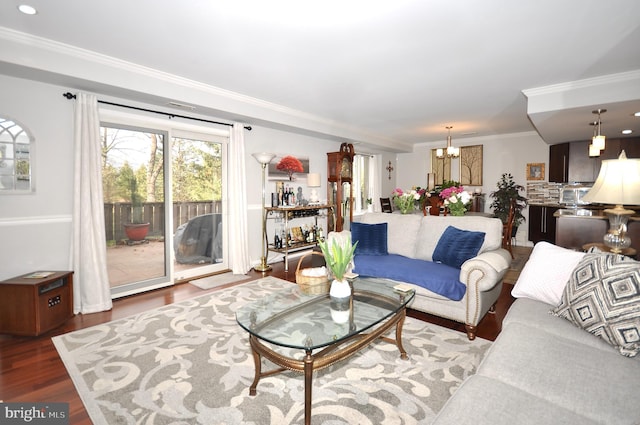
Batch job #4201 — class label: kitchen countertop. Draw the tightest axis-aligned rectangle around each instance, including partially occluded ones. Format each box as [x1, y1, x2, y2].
[526, 202, 640, 219]
[553, 208, 640, 220]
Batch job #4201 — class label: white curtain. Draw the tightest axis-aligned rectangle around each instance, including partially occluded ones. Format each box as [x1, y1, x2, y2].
[70, 93, 112, 314]
[228, 123, 251, 274]
[370, 155, 382, 212]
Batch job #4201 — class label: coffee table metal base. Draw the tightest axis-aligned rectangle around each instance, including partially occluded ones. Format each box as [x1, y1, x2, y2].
[248, 307, 409, 425]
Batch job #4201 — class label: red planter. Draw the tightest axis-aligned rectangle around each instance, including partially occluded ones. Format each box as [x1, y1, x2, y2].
[123, 223, 150, 241]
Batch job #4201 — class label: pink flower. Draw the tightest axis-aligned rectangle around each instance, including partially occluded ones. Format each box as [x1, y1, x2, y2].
[439, 186, 464, 200]
[392, 188, 404, 197]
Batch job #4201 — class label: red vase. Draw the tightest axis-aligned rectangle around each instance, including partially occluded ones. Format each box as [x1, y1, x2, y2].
[428, 197, 442, 216]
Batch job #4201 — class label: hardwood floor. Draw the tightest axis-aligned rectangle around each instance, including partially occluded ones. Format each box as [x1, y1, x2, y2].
[0, 246, 530, 424]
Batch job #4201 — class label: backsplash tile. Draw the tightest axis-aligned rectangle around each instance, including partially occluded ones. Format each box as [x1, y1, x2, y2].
[527, 182, 562, 204]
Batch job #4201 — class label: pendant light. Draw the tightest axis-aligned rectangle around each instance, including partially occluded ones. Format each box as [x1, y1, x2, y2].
[436, 126, 459, 158]
[591, 109, 606, 153]
[588, 120, 601, 157]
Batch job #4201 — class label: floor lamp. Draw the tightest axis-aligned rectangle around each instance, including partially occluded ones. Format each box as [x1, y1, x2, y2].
[253, 152, 276, 272]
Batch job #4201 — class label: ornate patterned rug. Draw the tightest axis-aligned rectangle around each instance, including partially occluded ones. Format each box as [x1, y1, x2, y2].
[53, 277, 491, 425]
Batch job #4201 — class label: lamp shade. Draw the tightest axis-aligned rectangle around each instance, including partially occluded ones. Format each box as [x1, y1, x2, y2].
[582, 151, 640, 205]
[307, 173, 321, 187]
[252, 152, 275, 165]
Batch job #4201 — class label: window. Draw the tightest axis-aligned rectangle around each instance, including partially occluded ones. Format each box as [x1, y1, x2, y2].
[352, 154, 377, 213]
[0, 117, 33, 192]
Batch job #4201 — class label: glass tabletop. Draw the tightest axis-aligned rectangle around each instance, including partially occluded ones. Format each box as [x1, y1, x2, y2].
[235, 277, 415, 351]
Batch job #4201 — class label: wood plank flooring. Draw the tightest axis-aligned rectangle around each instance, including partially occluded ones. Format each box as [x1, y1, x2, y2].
[0, 246, 531, 424]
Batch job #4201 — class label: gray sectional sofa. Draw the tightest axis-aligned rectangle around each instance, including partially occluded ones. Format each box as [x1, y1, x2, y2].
[433, 242, 640, 424]
[433, 297, 640, 424]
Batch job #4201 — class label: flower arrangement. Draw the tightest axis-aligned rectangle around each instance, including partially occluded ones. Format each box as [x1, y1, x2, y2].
[276, 155, 304, 180]
[391, 187, 426, 214]
[318, 236, 358, 282]
[440, 185, 472, 216]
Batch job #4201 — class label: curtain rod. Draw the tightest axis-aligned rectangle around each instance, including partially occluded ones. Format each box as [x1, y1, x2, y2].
[62, 92, 252, 131]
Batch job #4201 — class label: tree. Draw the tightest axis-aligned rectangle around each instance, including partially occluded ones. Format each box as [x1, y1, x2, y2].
[145, 133, 163, 202]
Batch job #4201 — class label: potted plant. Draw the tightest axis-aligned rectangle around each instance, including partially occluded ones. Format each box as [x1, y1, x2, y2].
[366, 198, 373, 212]
[318, 234, 358, 323]
[318, 235, 358, 298]
[123, 176, 150, 242]
[489, 173, 528, 231]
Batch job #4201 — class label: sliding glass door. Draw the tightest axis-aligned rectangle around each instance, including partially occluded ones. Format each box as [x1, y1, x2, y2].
[102, 119, 228, 297]
[170, 131, 227, 282]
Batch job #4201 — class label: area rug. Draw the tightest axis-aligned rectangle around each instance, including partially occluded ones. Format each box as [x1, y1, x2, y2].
[189, 272, 252, 289]
[53, 277, 491, 425]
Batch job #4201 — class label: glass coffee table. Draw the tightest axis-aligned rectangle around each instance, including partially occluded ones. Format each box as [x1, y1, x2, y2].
[236, 277, 415, 425]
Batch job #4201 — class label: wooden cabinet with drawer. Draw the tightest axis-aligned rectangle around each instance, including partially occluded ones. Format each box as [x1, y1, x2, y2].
[0, 271, 74, 336]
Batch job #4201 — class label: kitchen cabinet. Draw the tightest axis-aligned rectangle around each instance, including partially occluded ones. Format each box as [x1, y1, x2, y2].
[528, 204, 559, 244]
[549, 137, 640, 183]
[548, 143, 569, 183]
[549, 141, 598, 183]
[568, 140, 599, 183]
[600, 137, 640, 159]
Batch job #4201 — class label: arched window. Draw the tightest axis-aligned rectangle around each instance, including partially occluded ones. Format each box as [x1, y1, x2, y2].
[0, 117, 34, 192]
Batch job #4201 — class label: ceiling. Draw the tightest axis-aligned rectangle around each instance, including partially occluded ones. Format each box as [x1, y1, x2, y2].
[1, 0, 639, 152]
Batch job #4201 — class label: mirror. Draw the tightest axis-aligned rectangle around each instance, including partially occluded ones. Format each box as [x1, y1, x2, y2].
[0, 117, 33, 192]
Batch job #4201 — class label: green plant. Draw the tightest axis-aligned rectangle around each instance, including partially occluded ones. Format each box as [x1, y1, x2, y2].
[489, 173, 527, 227]
[129, 176, 145, 224]
[318, 238, 358, 282]
[366, 198, 372, 205]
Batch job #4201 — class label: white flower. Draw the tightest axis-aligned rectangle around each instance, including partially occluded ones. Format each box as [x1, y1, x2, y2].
[460, 191, 472, 203]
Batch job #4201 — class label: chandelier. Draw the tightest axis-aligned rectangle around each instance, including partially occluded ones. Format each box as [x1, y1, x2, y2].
[588, 109, 606, 157]
[436, 126, 459, 158]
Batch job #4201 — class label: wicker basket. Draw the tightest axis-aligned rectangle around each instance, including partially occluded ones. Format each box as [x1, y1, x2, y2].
[295, 251, 330, 295]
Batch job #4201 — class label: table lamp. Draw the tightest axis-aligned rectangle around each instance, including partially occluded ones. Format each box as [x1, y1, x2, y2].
[307, 173, 321, 204]
[252, 152, 276, 271]
[582, 150, 640, 253]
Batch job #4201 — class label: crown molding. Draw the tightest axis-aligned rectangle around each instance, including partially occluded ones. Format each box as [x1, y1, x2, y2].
[522, 69, 640, 97]
[0, 26, 409, 151]
[413, 130, 540, 148]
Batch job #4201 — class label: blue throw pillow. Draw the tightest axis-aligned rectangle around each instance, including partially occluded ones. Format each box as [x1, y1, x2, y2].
[351, 222, 388, 256]
[433, 226, 485, 269]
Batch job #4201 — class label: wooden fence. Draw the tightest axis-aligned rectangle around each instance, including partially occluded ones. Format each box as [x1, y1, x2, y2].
[104, 201, 223, 242]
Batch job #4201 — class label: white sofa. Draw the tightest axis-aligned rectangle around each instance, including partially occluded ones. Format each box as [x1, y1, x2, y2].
[353, 213, 511, 340]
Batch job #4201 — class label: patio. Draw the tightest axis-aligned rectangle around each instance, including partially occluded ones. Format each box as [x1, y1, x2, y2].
[107, 240, 197, 287]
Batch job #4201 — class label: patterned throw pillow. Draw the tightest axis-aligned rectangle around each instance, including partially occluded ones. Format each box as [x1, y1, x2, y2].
[551, 253, 640, 357]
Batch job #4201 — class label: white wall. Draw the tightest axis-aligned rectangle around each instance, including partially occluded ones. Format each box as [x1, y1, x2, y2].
[244, 126, 342, 265]
[395, 132, 549, 246]
[0, 72, 549, 281]
[0, 74, 345, 279]
[0, 75, 74, 279]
